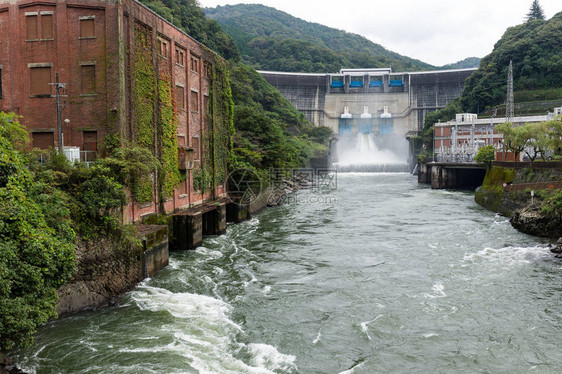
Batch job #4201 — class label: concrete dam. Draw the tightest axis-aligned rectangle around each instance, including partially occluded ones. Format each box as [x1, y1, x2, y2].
[259, 68, 476, 171]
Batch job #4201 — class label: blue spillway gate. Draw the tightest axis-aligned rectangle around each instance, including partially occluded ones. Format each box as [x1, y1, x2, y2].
[339, 123, 352, 135]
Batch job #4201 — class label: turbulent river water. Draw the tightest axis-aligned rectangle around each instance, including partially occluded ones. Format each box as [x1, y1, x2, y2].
[16, 173, 562, 373]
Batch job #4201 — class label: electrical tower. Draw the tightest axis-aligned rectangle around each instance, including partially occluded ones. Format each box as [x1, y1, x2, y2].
[506, 60, 514, 122]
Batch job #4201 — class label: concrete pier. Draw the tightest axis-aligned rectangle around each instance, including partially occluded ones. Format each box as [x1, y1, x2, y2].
[202, 203, 227, 236]
[226, 201, 250, 223]
[169, 211, 203, 251]
[419, 162, 486, 189]
[138, 225, 169, 278]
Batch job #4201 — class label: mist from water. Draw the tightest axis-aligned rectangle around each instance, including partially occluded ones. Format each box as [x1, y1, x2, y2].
[333, 133, 410, 172]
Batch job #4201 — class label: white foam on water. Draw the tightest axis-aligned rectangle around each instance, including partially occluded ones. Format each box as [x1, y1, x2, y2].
[262, 285, 271, 295]
[359, 314, 384, 341]
[423, 333, 439, 338]
[131, 286, 239, 330]
[128, 285, 295, 374]
[194, 247, 223, 259]
[424, 282, 446, 299]
[463, 245, 550, 266]
[247, 343, 297, 372]
[312, 331, 322, 345]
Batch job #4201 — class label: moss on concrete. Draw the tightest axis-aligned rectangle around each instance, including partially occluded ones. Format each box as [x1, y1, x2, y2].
[475, 167, 516, 213]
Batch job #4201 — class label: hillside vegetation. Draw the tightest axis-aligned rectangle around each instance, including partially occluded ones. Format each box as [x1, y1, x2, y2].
[421, 11, 562, 143]
[204, 4, 434, 73]
[441, 57, 481, 70]
[461, 11, 562, 113]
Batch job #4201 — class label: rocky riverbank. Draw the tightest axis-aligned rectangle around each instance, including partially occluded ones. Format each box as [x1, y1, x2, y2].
[475, 165, 562, 239]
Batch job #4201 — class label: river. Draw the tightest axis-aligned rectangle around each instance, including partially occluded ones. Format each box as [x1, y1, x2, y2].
[16, 173, 562, 373]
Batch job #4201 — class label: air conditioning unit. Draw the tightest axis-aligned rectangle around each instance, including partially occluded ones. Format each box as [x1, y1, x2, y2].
[63, 146, 80, 163]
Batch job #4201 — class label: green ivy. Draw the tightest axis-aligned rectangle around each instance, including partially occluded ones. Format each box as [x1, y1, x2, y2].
[133, 23, 156, 151]
[158, 78, 180, 198]
[193, 167, 212, 192]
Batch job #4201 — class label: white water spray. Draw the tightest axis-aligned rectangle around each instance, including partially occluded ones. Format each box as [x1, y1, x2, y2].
[333, 133, 410, 172]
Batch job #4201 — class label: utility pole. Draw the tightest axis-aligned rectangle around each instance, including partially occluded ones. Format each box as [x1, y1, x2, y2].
[432, 126, 435, 162]
[50, 73, 67, 154]
[506, 60, 514, 123]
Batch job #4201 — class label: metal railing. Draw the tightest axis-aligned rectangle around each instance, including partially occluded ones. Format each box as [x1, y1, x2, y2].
[80, 150, 98, 166]
[436, 144, 502, 164]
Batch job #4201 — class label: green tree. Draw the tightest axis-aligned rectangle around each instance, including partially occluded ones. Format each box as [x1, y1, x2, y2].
[0, 113, 76, 352]
[527, 0, 545, 21]
[496, 122, 528, 160]
[0, 112, 29, 152]
[474, 145, 496, 168]
[521, 122, 550, 161]
[545, 116, 562, 156]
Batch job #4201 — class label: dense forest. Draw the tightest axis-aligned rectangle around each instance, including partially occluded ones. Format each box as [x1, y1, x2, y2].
[421, 10, 562, 145]
[204, 4, 434, 73]
[441, 57, 481, 70]
[139, 0, 332, 175]
[461, 11, 562, 113]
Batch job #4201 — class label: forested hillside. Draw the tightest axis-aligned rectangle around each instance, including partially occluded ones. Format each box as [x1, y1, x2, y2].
[461, 11, 562, 113]
[421, 11, 562, 143]
[204, 4, 434, 72]
[440, 57, 481, 70]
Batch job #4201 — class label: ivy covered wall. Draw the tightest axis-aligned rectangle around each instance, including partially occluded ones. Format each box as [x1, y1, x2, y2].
[130, 19, 233, 206]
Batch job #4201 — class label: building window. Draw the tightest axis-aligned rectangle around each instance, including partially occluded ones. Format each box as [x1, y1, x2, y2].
[190, 90, 198, 112]
[176, 85, 185, 109]
[159, 39, 168, 58]
[80, 17, 95, 38]
[178, 135, 186, 146]
[203, 95, 209, 115]
[190, 56, 198, 73]
[26, 12, 54, 40]
[30, 66, 52, 97]
[41, 13, 53, 39]
[31, 132, 54, 149]
[26, 14, 38, 39]
[203, 62, 211, 78]
[82, 131, 97, 151]
[192, 136, 200, 161]
[82, 131, 98, 162]
[175, 48, 184, 66]
[80, 65, 96, 94]
[179, 171, 188, 195]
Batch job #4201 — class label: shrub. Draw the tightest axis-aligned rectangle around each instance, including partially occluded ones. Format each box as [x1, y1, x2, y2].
[0, 133, 75, 352]
[475, 145, 496, 168]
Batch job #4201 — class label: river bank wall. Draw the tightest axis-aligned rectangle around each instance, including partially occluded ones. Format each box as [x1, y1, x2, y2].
[54, 179, 297, 316]
[475, 163, 562, 238]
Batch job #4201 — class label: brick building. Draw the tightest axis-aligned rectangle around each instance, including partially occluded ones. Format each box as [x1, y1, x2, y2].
[0, 0, 229, 222]
[433, 111, 560, 163]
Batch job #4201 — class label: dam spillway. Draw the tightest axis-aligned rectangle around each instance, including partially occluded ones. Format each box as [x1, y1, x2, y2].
[259, 67, 476, 136]
[260, 67, 476, 172]
[332, 133, 411, 173]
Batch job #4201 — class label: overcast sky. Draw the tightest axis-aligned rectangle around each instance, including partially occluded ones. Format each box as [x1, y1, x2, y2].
[198, 0, 561, 66]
